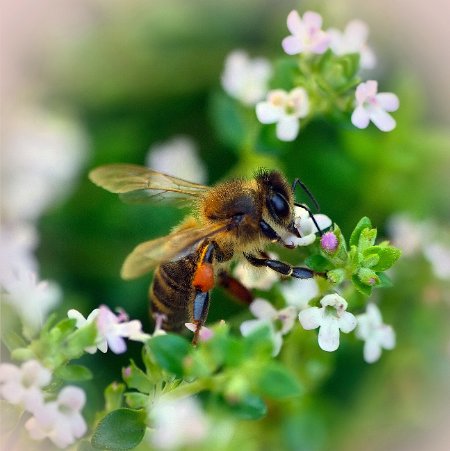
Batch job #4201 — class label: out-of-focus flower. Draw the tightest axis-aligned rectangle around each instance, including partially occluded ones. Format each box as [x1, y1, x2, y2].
[185, 323, 214, 342]
[280, 278, 319, 311]
[0, 360, 51, 411]
[356, 303, 395, 363]
[233, 252, 279, 290]
[320, 231, 339, 253]
[299, 293, 357, 352]
[150, 396, 209, 450]
[327, 20, 376, 69]
[283, 206, 332, 247]
[240, 298, 297, 356]
[146, 136, 207, 184]
[1, 269, 61, 337]
[351, 80, 399, 132]
[221, 50, 272, 106]
[25, 386, 87, 449]
[1, 108, 88, 223]
[282, 10, 330, 55]
[69, 306, 150, 354]
[387, 214, 428, 256]
[423, 242, 450, 280]
[256, 88, 309, 141]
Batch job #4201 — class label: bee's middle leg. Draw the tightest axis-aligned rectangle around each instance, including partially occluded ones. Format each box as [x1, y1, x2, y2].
[244, 253, 316, 279]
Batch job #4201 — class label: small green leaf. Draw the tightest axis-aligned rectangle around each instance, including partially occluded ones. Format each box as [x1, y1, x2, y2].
[104, 382, 126, 413]
[270, 57, 300, 90]
[242, 325, 273, 358]
[349, 217, 372, 247]
[55, 364, 93, 382]
[125, 392, 149, 410]
[224, 394, 267, 420]
[358, 268, 380, 287]
[327, 268, 346, 285]
[363, 246, 401, 272]
[91, 408, 147, 450]
[358, 228, 377, 252]
[147, 334, 190, 378]
[122, 360, 153, 394]
[63, 322, 98, 360]
[377, 272, 394, 288]
[351, 274, 373, 297]
[305, 255, 333, 272]
[257, 362, 302, 399]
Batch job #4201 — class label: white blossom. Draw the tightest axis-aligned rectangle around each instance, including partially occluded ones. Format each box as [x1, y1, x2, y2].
[299, 293, 357, 352]
[256, 88, 309, 142]
[240, 298, 297, 356]
[146, 136, 207, 184]
[150, 396, 209, 449]
[356, 304, 395, 363]
[423, 242, 450, 280]
[0, 360, 51, 412]
[351, 80, 399, 132]
[282, 10, 330, 55]
[280, 278, 319, 311]
[67, 308, 103, 353]
[327, 20, 376, 69]
[233, 252, 279, 290]
[1, 269, 61, 337]
[25, 386, 87, 448]
[185, 323, 214, 342]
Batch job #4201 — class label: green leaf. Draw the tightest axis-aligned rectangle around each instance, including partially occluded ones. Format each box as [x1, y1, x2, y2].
[242, 325, 273, 358]
[327, 268, 346, 285]
[125, 392, 149, 410]
[147, 334, 190, 378]
[1, 330, 28, 353]
[224, 393, 267, 420]
[63, 321, 98, 360]
[270, 57, 300, 90]
[257, 362, 302, 399]
[122, 360, 153, 394]
[305, 255, 333, 272]
[104, 382, 126, 413]
[363, 246, 401, 271]
[78, 440, 97, 451]
[349, 217, 372, 247]
[358, 228, 377, 252]
[55, 364, 93, 381]
[377, 272, 394, 288]
[351, 274, 373, 297]
[91, 408, 147, 450]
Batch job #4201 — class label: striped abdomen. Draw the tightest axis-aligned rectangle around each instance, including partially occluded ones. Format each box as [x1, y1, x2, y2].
[150, 254, 198, 331]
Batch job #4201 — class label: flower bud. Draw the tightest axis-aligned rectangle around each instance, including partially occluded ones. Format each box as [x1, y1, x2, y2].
[320, 231, 339, 253]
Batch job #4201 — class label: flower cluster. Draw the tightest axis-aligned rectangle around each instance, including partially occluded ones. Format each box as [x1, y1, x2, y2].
[221, 9, 399, 142]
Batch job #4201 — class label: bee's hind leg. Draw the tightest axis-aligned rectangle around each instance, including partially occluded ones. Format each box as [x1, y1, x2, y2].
[217, 270, 254, 305]
[192, 290, 210, 345]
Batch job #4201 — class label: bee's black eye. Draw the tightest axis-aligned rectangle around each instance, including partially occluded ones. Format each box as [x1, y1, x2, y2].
[268, 192, 290, 219]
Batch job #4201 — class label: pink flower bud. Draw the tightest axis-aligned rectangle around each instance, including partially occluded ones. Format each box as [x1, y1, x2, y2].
[321, 231, 338, 252]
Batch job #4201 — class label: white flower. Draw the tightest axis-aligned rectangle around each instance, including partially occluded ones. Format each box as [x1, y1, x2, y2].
[1, 108, 87, 223]
[299, 293, 357, 352]
[356, 304, 395, 363]
[69, 306, 151, 354]
[185, 323, 214, 342]
[1, 269, 61, 337]
[233, 252, 279, 290]
[282, 10, 330, 55]
[150, 396, 209, 450]
[0, 360, 51, 412]
[282, 205, 332, 247]
[280, 278, 319, 311]
[423, 242, 450, 280]
[25, 386, 87, 448]
[240, 298, 297, 356]
[387, 214, 428, 257]
[351, 80, 399, 132]
[221, 50, 272, 106]
[146, 136, 207, 184]
[327, 20, 376, 69]
[256, 88, 309, 141]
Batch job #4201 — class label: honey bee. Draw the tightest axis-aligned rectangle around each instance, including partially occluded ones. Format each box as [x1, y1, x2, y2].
[89, 164, 320, 343]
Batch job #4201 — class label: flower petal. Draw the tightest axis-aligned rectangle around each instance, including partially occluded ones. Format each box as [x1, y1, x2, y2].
[369, 107, 396, 132]
[379, 325, 396, 350]
[298, 307, 322, 330]
[281, 277, 319, 310]
[363, 339, 382, 363]
[250, 298, 277, 320]
[286, 10, 302, 35]
[240, 319, 269, 336]
[318, 319, 340, 352]
[256, 101, 282, 124]
[351, 106, 370, 129]
[282, 36, 303, 55]
[337, 311, 357, 333]
[276, 116, 300, 141]
[376, 93, 399, 112]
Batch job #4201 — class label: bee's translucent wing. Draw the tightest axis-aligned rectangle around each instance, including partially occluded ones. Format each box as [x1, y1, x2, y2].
[89, 164, 209, 204]
[121, 221, 230, 280]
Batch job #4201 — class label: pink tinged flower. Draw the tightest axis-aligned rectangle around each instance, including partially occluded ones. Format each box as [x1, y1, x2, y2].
[221, 50, 272, 106]
[283, 206, 332, 247]
[25, 386, 87, 448]
[299, 293, 357, 352]
[240, 298, 297, 356]
[320, 231, 338, 252]
[327, 20, 376, 69]
[0, 360, 51, 412]
[96, 305, 151, 354]
[279, 278, 319, 311]
[256, 88, 309, 141]
[282, 10, 331, 55]
[356, 304, 395, 363]
[185, 323, 214, 342]
[351, 80, 399, 132]
[150, 396, 209, 449]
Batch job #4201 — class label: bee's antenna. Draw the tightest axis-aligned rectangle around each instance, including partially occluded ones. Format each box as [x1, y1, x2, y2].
[294, 203, 324, 237]
[292, 178, 320, 213]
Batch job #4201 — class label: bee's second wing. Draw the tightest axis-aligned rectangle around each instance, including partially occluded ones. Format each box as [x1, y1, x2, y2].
[121, 222, 230, 280]
[89, 164, 209, 204]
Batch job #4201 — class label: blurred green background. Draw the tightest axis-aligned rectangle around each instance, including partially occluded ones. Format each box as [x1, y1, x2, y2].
[2, 0, 449, 450]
